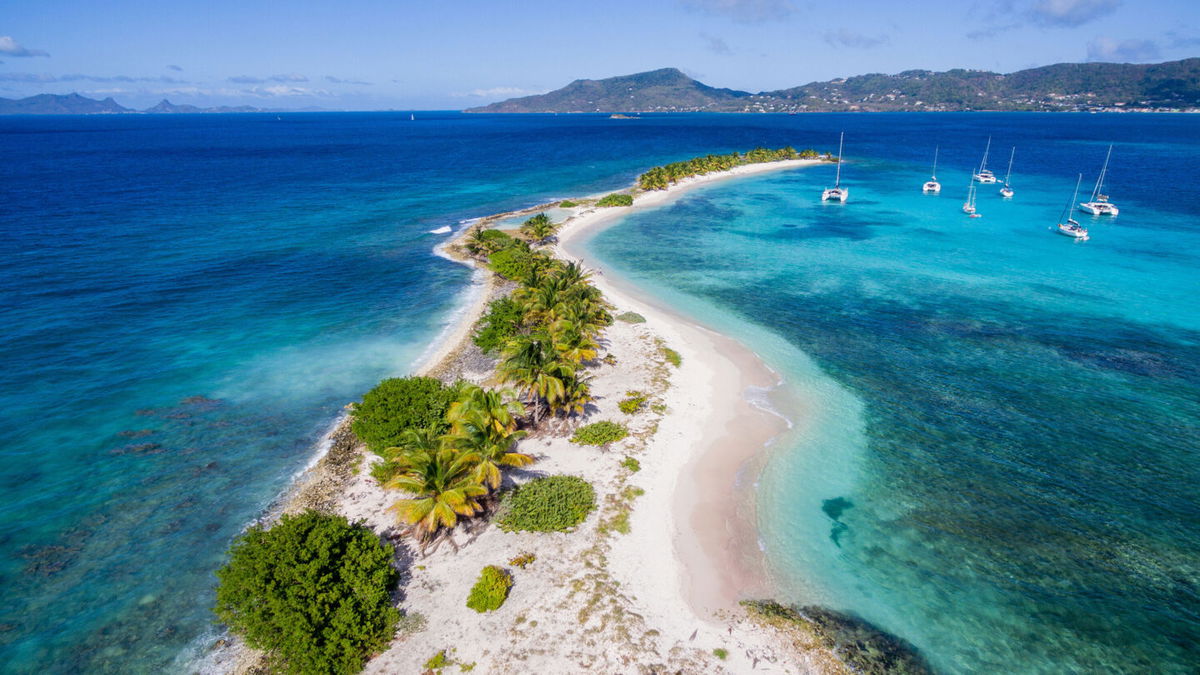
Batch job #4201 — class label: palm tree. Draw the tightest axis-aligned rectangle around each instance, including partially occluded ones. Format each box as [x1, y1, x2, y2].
[498, 331, 570, 426]
[550, 318, 598, 364]
[552, 371, 592, 424]
[520, 213, 556, 245]
[446, 421, 532, 490]
[386, 446, 486, 547]
[446, 385, 523, 440]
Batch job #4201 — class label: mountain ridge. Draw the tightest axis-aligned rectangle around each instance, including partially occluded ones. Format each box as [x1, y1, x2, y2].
[466, 58, 1200, 113]
[0, 94, 267, 115]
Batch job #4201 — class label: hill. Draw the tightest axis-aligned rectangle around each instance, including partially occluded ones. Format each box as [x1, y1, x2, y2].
[0, 93, 132, 115]
[467, 58, 1200, 113]
[467, 67, 750, 113]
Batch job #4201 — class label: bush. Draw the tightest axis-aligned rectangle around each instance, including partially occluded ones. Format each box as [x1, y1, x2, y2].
[473, 296, 525, 354]
[571, 421, 627, 446]
[509, 552, 536, 568]
[466, 565, 513, 613]
[351, 377, 456, 455]
[661, 346, 681, 367]
[621, 456, 641, 473]
[478, 228, 517, 247]
[713, 648, 729, 660]
[496, 475, 597, 532]
[489, 245, 546, 282]
[558, 199, 578, 208]
[214, 511, 399, 675]
[615, 311, 645, 323]
[596, 193, 633, 207]
[618, 391, 646, 415]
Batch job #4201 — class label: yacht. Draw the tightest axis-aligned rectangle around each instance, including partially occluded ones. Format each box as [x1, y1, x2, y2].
[999, 147, 1015, 198]
[973, 137, 997, 183]
[822, 132, 848, 202]
[1079, 144, 1118, 216]
[1056, 174, 1090, 240]
[922, 146, 941, 193]
[962, 182, 980, 216]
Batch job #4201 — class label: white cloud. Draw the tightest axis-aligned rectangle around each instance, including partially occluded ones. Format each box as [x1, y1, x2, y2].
[241, 85, 331, 98]
[1029, 0, 1119, 27]
[228, 73, 309, 84]
[167, 65, 183, 72]
[824, 29, 889, 49]
[452, 86, 543, 99]
[0, 36, 49, 57]
[1086, 36, 1161, 62]
[326, 76, 372, 85]
[701, 32, 732, 55]
[679, 0, 794, 23]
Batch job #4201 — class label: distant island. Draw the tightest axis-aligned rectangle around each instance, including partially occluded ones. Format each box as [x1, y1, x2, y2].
[467, 59, 1200, 113]
[0, 93, 264, 115]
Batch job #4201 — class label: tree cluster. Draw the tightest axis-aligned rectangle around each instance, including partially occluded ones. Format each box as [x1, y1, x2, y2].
[637, 146, 808, 190]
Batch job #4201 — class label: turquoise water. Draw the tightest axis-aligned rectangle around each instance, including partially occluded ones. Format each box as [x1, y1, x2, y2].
[587, 115, 1200, 673]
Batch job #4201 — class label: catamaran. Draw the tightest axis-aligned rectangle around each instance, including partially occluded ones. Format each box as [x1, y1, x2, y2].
[1079, 144, 1118, 216]
[1056, 174, 1089, 240]
[822, 132, 849, 202]
[962, 182, 979, 216]
[999, 147, 1015, 198]
[974, 137, 997, 183]
[922, 146, 941, 193]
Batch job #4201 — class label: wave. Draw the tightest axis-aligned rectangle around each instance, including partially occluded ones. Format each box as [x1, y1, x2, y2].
[428, 225, 452, 234]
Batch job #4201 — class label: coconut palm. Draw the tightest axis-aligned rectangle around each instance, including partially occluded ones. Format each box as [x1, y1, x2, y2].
[446, 421, 532, 490]
[498, 331, 572, 425]
[552, 372, 593, 423]
[447, 385, 523, 440]
[550, 318, 598, 364]
[520, 213, 556, 244]
[387, 446, 486, 546]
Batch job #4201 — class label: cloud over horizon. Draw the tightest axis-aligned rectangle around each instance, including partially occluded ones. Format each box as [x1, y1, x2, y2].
[1029, 0, 1120, 27]
[228, 73, 309, 84]
[824, 29, 890, 49]
[0, 36, 49, 57]
[679, 0, 794, 23]
[1086, 36, 1161, 62]
[701, 33, 733, 55]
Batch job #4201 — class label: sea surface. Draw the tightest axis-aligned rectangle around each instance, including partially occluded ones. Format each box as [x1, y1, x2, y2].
[585, 113, 1200, 673]
[1, 112, 1196, 673]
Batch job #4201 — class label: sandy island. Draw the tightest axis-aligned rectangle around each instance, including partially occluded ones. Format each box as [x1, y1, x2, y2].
[222, 158, 850, 674]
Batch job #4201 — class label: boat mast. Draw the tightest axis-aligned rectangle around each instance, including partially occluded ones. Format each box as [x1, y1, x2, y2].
[1003, 147, 1015, 186]
[1090, 144, 1112, 201]
[980, 136, 992, 173]
[931, 146, 939, 180]
[834, 132, 844, 189]
[1062, 174, 1082, 222]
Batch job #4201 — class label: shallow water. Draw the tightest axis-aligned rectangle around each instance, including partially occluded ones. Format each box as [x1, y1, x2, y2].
[587, 114, 1200, 673]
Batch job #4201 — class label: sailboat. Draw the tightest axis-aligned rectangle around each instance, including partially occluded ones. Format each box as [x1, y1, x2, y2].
[1056, 174, 1089, 240]
[822, 132, 849, 202]
[1079, 144, 1118, 216]
[962, 181, 980, 216]
[999, 147, 1015, 198]
[922, 146, 941, 193]
[973, 137, 997, 183]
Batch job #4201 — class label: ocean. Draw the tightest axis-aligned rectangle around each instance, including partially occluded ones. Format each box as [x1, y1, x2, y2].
[1, 111, 1196, 673]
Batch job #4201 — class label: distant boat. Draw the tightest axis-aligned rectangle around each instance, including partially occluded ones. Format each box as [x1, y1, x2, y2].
[1056, 174, 1090, 240]
[962, 182, 980, 216]
[1079, 144, 1119, 216]
[922, 146, 941, 193]
[410, 113, 415, 121]
[822, 132, 849, 202]
[974, 137, 997, 183]
[999, 147, 1015, 198]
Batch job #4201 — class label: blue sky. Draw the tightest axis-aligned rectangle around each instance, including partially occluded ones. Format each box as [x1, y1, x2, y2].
[2, 0, 1197, 109]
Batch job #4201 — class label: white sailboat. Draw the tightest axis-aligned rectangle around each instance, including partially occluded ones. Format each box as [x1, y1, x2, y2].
[922, 146, 941, 193]
[962, 182, 980, 216]
[1056, 174, 1089, 240]
[822, 132, 849, 202]
[1079, 144, 1118, 216]
[999, 147, 1015, 198]
[974, 136, 997, 183]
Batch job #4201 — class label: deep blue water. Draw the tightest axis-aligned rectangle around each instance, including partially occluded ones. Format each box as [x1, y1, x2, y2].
[586, 114, 1200, 673]
[2, 112, 1196, 673]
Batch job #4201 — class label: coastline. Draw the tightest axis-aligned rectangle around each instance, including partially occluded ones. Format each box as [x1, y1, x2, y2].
[223, 157, 839, 673]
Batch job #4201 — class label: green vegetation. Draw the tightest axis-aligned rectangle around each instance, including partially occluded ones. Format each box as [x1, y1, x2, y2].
[713, 648, 729, 660]
[661, 346, 681, 367]
[464, 227, 518, 257]
[425, 650, 449, 670]
[473, 296, 525, 355]
[618, 390, 646, 414]
[596, 193, 633, 207]
[621, 456, 641, 473]
[519, 212, 557, 244]
[489, 244, 551, 283]
[571, 420, 627, 446]
[351, 377, 458, 455]
[396, 611, 427, 636]
[638, 147, 800, 190]
[558, 199, 578, 208]
[600, 485, 644, 536]
[496, 475, 597, 532]
[214, 511, 399, 675]
[466, 565, 513, 613]
[508, 551, 537, 568]
[615, 311, 645, 323]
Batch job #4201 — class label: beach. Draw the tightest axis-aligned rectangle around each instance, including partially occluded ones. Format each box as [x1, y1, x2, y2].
[225, 157, 840, 674]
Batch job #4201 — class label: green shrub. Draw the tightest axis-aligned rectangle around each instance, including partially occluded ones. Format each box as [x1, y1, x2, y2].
[214, 511, 399, 675]
[596, 193, 633, 207]
[351, 376, 456, 455]
[509, 551, 537, 568]
[478, 228, 517, 247]
[661, 346, 681, 367]
[571, 421, 627, 446]
[370, 455, 406, 485]
[615, 311, 645, 323]
[425, 650, 449, 670]
[496, 475, 597, 532]
[618, 391, 646, 415]
[466, 565, 513, 613]
[713, 648, 729, 660]
[558, 199, 578, 207]
[473, 296, 525, 354]
[489, 245, 546, 282]
[621, 456, 641, 473]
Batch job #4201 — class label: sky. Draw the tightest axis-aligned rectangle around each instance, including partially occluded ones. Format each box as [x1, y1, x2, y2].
[2, 0, 1198, 110]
